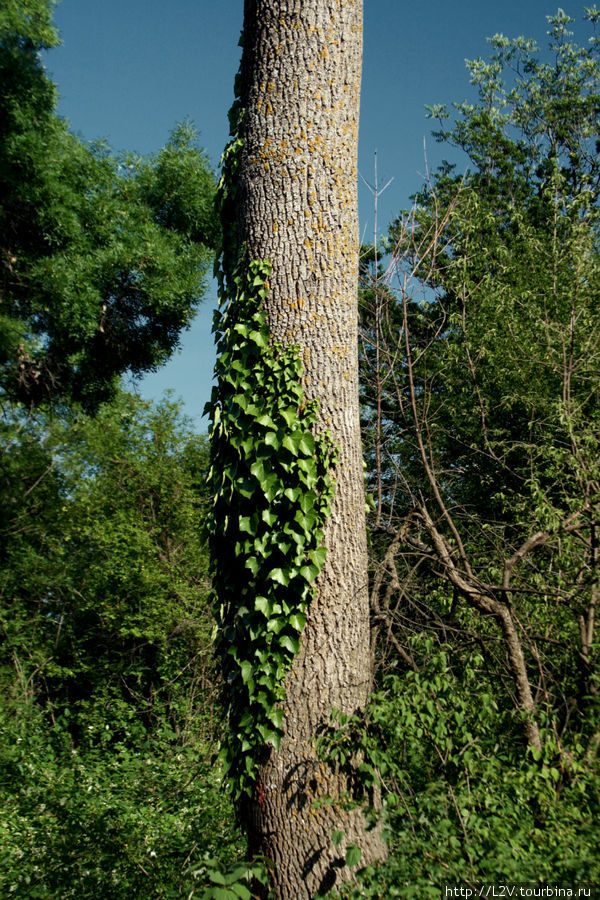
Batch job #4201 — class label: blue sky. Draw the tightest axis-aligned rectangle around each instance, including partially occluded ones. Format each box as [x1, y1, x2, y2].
[45, 0, 590, 429]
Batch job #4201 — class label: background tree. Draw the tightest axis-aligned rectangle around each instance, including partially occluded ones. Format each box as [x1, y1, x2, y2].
[0, 0, 217, 410]
[0, 4, 251, 896]
[0, 393, 249, 898]
[208, 0, 386, 896]
[349, 11, 600, 891]
[0, 394, 214, 730]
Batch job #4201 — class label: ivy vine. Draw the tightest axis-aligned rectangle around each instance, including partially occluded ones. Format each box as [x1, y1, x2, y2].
[206, 84, 338, 801]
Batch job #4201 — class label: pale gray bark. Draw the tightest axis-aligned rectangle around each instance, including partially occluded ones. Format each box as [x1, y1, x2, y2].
[234, 1, 386, 896]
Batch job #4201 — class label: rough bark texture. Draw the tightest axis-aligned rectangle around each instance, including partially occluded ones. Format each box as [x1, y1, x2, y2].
[234, 1, 386, 896]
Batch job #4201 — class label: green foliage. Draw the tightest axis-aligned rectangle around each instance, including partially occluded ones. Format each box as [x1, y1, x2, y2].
[6, 4, 600, 895]
[0, 1, 217, 410]
[207, 81, 338, 803]
[0, 392, 251, 896]
[0, 3, 252, 892]
[363, 8, 600, 740]
[197, 857, 272, 900]
[321, 641, 600, 898]
[383, 6, 600, 515]
[0, 703, 243, 899]
[355, 11, 600, 896]
[0, 0, 59, 55]
[207, 257, 337, 801]
[0, 394, 214, 729]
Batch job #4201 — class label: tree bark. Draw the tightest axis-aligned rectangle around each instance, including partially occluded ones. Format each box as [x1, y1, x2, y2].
[233, 1, 386, 896]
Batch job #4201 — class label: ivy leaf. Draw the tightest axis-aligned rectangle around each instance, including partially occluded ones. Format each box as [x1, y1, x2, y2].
[280, 407, 297, 427]
[274, 535, 292, 555]
[300, 490, 316, 514]
[311, 546, 327, 570]
[280, 633, 300, 655]
[233, 393, 249, 411]
[240, 660, 254, 684]
[263, 431, 281, 449]
[255, 413, 276, 428]
[255, 691, 271, 711]
[257, 672, 275, 691]
[295, 509, 317, 535]
[266, 616, 286, 634]
[265, 729, 281, 751]
[332, 830, 344, 847]
[233, 322, 250, 338]
[249, 328, 269, 348]
[299, 563, 319, 582]
[239, 515, 257, 535]
[282, 432, 301, 455]
[345, 845, 362, 867]
[250, 459, 266, 483]
[235, 478, 255, 499]
[296, 458, 318, 488]
[289, 612, 306, 631]
[261, 509, 278, 526]
[267, 707, 284, 729]
[263, 473, 280, 502]
[269, 567, 290, 586]
[298, 432, 315, 456]
[245, 556, 260, 575]
[255, 596, 272, 617]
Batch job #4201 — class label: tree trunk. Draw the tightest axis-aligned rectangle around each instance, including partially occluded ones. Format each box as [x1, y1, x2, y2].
[232, 1, 386, 896]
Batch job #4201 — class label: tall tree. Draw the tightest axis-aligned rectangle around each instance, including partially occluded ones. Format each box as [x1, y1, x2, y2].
[208, 0, 386, 896]
[363, 10, 600, 753]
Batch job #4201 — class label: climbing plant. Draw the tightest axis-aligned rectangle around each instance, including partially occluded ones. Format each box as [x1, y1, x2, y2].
[207, 93, 338, 802]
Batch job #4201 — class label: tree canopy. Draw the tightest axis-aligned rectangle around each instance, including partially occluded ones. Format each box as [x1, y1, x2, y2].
[0, 0, 217, 410]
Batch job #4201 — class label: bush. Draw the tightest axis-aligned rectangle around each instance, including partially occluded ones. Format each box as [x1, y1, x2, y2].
[323, 639, 600, 898]
[0, 702, 243, 898]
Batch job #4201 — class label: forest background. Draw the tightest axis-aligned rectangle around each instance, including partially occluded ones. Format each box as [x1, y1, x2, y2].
[1, 1, 599, 898]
